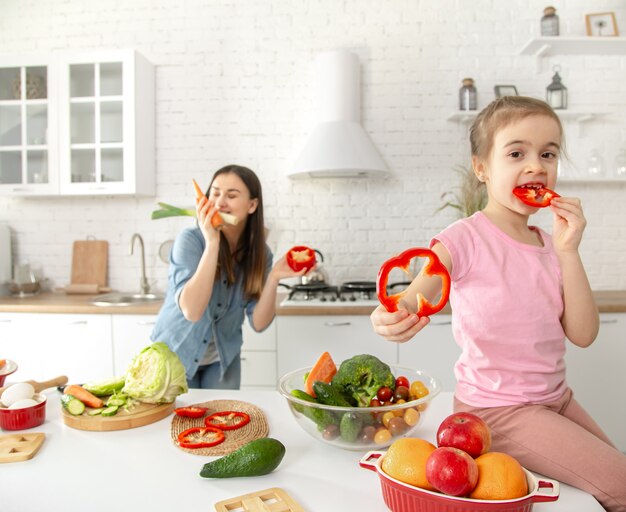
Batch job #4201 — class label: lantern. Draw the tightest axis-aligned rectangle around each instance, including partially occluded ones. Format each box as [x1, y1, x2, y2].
[546, 66, 567, 110]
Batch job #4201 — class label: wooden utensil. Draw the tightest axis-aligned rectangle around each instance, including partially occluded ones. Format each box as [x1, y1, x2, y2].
[70, 240, 109, 287]
[62, 401, 175, 431]
[0, 433, 45, 464]
[214, 488, 304, 512]
[0, 375, 68, 396]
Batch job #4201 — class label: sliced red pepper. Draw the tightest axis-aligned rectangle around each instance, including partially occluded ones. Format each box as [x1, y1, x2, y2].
[177, 426, 225, 449]
[376, 247, 451, 316]
[513, 185, 560, 208]
[174, 406, 208, 418]
[286, 245, 316, 272]
[204, 411, 251, 431]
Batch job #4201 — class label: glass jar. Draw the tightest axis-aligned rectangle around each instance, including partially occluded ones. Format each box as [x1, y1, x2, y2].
[541, 6, 559, 36]
[614, 148, 626, 178]
[459, 78, 477, 111]
[586, 149, 605, 177]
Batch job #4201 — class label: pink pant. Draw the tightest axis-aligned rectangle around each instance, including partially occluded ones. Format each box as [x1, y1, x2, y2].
[454, 388, 626, 512]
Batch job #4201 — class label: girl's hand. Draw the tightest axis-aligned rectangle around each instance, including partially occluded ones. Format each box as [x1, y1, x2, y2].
[370, 304, 430, 343]
[269, 255, 307, 283]
[550, 196, 586, 254]
[196, 196, 221, 245]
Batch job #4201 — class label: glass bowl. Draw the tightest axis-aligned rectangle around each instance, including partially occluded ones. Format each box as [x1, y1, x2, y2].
[279, 365, 441, 451]
[0, 359, 18, 387]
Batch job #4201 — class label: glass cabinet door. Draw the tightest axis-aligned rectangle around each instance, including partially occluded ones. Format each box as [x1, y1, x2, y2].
[67, 62, 124, 185]
[0, 64, 51, 189]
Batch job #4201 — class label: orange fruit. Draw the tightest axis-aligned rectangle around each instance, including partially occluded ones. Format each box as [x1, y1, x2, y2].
[469, 452, 529, 500]
[381, 437, 437, 490]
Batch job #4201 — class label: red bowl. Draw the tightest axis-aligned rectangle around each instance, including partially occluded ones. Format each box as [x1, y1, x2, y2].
[0, 393, 47, 430]
[360, 450, 559, 512]
[0, 359, 18, 387]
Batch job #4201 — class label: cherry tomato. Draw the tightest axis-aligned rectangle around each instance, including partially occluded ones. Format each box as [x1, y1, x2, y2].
[388, 416, 408, 436]
[322, 424, 339, 440]
[377, 386, 393, 402]
[394, 385, 409, 402]
[395, 376, 409, 389]
[360, 425, 376, 444]
[369, 398, 382, 408]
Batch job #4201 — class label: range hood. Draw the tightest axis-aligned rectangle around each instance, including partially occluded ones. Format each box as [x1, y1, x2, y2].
[287, 50, 388, 178]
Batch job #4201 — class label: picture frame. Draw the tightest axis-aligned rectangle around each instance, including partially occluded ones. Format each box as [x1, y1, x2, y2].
[494, 85, 518, 98]
[585, 12, 619, 37]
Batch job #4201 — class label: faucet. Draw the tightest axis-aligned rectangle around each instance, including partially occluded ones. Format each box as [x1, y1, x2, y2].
[129, 233, 150, 295]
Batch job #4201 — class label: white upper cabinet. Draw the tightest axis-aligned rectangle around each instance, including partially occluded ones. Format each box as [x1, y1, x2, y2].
[0, 49, 154, 197]
[0, 55, 58, 195]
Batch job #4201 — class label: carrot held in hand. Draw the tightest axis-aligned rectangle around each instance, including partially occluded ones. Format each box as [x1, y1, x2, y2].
[192, 179, 239, 229]
[64, 384, 105, 409]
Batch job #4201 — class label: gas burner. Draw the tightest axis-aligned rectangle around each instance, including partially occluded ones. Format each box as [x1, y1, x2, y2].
[339, 281, 377, 301]
[286, 284, 339, 302]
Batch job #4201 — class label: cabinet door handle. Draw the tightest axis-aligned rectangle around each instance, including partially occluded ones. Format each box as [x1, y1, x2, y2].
[137, 321, 156, 326]
[324, 321, 351, 327]
[67, 320, 88, 325]
[0, 319, 12, 323]
[240, 357, 247, 361]
[431, 320, 452, 326]
[600, 319, 618, 324]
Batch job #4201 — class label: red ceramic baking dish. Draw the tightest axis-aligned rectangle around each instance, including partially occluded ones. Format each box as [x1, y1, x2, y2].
[360, 451, 559, 512]
[0, 359, 18, 387]
[0, 393, 47, 430]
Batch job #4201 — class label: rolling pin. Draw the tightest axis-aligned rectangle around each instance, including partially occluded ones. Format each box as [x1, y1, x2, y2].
[0, 375, 68, 396]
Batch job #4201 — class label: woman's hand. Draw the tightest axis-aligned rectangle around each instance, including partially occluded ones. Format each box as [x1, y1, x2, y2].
[370, 304, 430, 343]
[550, 196, 586, 254]
[196, 196, 221, 245]
[269, 255, 307, 283]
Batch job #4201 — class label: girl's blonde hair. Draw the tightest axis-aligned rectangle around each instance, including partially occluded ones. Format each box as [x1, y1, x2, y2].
[469, 96, 565, 160]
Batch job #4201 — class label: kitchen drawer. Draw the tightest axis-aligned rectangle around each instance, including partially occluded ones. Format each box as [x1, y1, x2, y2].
[240, 350, 277, 389]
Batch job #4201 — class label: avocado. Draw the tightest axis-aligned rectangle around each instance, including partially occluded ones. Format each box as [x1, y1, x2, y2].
[199, 437, 286, 478]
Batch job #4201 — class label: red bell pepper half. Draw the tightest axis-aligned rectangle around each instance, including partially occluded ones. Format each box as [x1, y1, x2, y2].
[513, 185, 560, 208]
[376, 247, 451, 316]
[174, 406, 208, 419]
[286, 246, 316, 272]
[177, 426, 225, 449]
[204, 411, 251, 431]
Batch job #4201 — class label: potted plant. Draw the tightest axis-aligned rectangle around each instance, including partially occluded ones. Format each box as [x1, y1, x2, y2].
[436, 165, 487, 218]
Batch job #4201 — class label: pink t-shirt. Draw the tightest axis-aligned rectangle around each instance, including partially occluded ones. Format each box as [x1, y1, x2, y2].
[433, 212, 567, 407]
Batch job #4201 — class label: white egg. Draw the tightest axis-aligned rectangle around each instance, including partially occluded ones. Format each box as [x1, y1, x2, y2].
[1, 382, 35, 407]
[8, 398, 38, 409]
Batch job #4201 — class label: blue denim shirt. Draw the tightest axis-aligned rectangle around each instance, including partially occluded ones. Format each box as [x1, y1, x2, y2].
[150, 226, 273, 380]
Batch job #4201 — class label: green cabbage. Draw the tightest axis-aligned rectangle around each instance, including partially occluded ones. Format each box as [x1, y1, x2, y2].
[82, 376, 126, 397]
[122, 342, 188, 404]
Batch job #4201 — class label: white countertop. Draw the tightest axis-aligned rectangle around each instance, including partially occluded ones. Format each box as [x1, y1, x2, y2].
[3, 389, 603, 512]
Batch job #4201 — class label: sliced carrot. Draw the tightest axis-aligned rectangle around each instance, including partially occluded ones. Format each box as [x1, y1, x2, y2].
[304, 351, 337, 398]
[0, 359, 5, 369]
[64, 384, 104, 409]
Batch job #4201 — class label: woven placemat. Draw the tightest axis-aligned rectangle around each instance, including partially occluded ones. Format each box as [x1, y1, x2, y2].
[170, 399, 269, 456]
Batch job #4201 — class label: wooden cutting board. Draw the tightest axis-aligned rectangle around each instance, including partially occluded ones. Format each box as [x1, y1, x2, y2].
[70, 240, 108, 287]
[214, 488, 304, 512]
[0, 433, 45, 464]
[62, 401, 175, 431]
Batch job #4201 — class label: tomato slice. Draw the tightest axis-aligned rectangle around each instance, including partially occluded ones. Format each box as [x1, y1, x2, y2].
[177, 426, 225, 449]
[204, 411, 251, 431]
[513, 186, 560, 208]
[175, 406, 208, 418]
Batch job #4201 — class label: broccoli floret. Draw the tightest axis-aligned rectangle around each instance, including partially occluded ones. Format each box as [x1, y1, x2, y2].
[331, 354, 395, 407]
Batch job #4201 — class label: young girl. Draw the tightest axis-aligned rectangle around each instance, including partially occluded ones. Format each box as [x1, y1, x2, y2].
[371, 97, 626, 511]
[151, 164, 304, 389]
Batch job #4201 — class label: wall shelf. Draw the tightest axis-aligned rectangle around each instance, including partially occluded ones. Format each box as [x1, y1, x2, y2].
[447, 110, 607, 125]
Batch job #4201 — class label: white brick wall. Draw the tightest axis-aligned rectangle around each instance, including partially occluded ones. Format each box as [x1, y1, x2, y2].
[1, 0, 625, 292]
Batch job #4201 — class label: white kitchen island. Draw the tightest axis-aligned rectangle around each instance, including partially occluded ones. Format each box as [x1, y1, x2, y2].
[3, 389, 604, 512]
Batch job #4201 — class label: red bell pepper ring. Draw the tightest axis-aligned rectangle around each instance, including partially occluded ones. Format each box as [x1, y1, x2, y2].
[204, 411, 251, 431]
[513, 185, 560, 208]
[286, 246, 316, 272]
[376, 247, 451, 316]
[174, 406, 208, 418]
[177, 426, 225, 449]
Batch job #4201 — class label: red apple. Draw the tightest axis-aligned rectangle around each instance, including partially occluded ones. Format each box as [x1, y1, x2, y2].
[426, 447, 479, 497]
[436, 412, 491, 458]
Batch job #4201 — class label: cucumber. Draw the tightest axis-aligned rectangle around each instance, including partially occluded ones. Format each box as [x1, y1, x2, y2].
[290, 389, 336, 429]
[106, 396, 126, 407]
[88, 408, 104, 416]
[313, 381, 353, 407]
[61, 394, 86, 416]
[101, 405, 119, 417]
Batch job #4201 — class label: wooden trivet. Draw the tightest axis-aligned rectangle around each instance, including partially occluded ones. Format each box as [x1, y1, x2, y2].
[0, 433, 45, 463]
[171, 399, 269, 456]
[214, 487, 304, 512]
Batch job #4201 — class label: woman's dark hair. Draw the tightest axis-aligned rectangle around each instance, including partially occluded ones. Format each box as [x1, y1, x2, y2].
[207, 164, 266, 300]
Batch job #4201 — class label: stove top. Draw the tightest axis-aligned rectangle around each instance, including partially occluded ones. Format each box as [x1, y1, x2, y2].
[280, 281, 380, 307]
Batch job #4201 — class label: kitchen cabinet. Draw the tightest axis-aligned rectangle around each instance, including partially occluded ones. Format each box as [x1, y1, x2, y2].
[0, 49, 154, 197]
[0, 56, 58, 195]
[241, 319, 277, 390]
[276, 315, 398, 377]
[564, 313, 626, 452]
[111, 314, 156, 375]
[0, 312, 113, 382]
[397, 314, 460, 392]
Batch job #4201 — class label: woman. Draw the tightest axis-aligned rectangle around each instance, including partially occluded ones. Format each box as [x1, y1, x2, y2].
[151, 164, 304, 389]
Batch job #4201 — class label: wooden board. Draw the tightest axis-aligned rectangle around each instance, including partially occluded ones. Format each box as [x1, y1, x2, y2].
[70, 240, 109, 287]
[62, 401, 175, 431]
[214, 487, 304, 512]
[0, 433, 45, 463]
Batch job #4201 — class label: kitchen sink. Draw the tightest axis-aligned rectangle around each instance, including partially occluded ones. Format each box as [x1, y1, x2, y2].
[90, 292, 165, 307]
